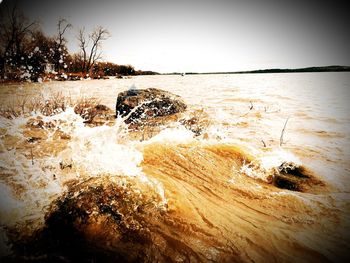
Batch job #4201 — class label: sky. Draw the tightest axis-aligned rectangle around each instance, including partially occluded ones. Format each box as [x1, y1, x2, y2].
[1, 0, 349, 73]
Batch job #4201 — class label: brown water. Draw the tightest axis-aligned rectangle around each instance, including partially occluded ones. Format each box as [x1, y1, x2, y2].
[0, 73, 349, 262]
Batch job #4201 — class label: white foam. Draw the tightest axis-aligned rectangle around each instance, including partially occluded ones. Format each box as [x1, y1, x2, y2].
[53, 109, 144, 176]
[27, 107, 142, 177]
[0, 151, 62, 228]
[0, 183, 25, 226]
[238, 148, 302, 182]
[0, 116, 28, 138]
[259, 149, 301, 171]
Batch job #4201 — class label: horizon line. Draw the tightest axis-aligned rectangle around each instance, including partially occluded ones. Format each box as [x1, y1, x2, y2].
[158, 65, 350, 75]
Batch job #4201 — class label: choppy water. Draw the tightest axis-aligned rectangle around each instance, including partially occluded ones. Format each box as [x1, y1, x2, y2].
[0, 72, 349, 262]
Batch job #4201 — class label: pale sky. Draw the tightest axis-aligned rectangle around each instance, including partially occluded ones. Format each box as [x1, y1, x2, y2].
[2, 0, 350, 73]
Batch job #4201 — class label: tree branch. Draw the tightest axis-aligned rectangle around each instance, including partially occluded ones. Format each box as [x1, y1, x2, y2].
[280, 117, 289, 147]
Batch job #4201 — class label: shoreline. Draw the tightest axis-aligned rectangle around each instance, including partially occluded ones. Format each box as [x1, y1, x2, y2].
[163, 65, 350, 75]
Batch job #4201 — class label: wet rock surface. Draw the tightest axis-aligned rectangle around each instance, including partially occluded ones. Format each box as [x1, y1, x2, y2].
[5, 176, 167, 262]
[116, 88, 187, 124]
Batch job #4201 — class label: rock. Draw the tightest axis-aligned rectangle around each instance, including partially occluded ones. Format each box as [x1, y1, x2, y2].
[272, 162, 325, 192]
[116, 88, 187, 124]
[74, 102, 115, 126]
[7, 176, 168, 262]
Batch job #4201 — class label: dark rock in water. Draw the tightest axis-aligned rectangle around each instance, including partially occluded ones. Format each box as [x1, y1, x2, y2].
[116, 88, 187, 124]
[273, 173, 302, 191]
[272, 163, 325, 192]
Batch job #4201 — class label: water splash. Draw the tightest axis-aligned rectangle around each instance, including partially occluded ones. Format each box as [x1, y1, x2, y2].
[238, 148, 302, 182]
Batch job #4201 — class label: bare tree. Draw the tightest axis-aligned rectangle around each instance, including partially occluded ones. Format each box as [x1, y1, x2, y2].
[87, 26, 109, 73]
[77, 28, 87, 73]
[77, 26, 109, 75]
[0, 2, 37, 78]
[54, 18, 72, 72]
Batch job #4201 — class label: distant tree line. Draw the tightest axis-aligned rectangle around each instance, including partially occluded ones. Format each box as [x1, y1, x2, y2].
[0, 3, 157, 82]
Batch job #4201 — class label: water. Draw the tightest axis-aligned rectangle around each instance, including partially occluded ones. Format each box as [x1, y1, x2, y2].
[0, 72, 349, 262]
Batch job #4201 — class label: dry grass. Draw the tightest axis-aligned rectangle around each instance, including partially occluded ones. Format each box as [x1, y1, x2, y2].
[73, 97, 101, 122]
[0, 92, 116, 131]
[0, 93, 92, 119]
[180, 108, 210, 136]
[41, 92, 70, 116]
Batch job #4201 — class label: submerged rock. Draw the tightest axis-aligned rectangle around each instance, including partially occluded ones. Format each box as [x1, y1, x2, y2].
[116, 88, 187, 124]
[272, 162, 325, 192]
